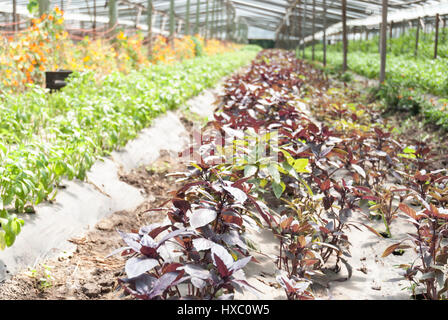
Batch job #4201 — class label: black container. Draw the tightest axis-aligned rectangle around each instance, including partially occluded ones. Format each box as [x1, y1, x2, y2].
[45, 70, 73, 91]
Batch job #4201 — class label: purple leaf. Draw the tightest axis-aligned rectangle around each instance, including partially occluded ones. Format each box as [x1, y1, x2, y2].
[230, 256, 252, 272]
[140, 234, 158, 248]
[221, 231, 247, 250]
[157, 229, 196, 248]
[181, 264, 211, 280]
[223, 185, 248, 204]
[106, 246, 131, 258]
[214, 254, 231, 278]
[190, 208, 217, 229]
[173, 199, 191, 214]
[211, 244, 234, 269]
[117, 230, 142, 253]
[192, 238, 214, 251]
[138, 223, 162, 236]
[352, 164, 366, 179]
[134, 274, 157, 295]
[320, 146, 334, 158]
[125, 257, 159, 279]
[191, 277, 207, 289]
[148, 272, 180, 299]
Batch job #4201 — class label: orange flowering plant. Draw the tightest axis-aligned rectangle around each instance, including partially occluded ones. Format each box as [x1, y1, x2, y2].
[0, 7, 241, 94]
[0, 7, 65, 91]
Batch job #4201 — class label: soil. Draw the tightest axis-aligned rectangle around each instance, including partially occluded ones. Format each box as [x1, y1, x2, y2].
[0, 151, 186, 300]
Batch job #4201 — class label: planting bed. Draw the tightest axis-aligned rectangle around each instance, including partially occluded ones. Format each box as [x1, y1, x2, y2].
[0, 47, 258, 251]
[0, 72, 227, 299]
[304, 31, 448, 131]
[0, 49, 447, 300]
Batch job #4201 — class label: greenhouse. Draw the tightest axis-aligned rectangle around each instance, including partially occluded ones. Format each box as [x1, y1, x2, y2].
[0, 0, 447, 303]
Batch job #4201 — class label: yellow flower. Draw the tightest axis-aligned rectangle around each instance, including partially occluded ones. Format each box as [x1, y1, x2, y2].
[117, 31, 127, 40]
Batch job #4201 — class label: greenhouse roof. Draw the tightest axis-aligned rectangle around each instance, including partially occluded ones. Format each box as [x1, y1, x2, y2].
[0, 1, 447, 40]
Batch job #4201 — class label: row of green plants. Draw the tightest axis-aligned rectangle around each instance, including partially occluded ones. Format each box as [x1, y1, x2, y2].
[373, 79, 448, 131]
[302, 32, 448, 131]
[325, 28, 448, 60]
[0, 47, 261, 250]
[304, 65, 448, 300]
[303, 46, 448, 97]
[111, 49, 447, 300]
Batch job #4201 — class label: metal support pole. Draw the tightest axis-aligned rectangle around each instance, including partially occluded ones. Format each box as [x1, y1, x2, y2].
[295, 6, 299, 49]
[169, 0, 175, 46]
[342, 0, 348, 72]
[195, 0, 200, 35]
[222, 1, 225, 40]
[287, 7, 291, 49]
[415, 18, 421, 57]
[218, 0, 221, 40]
[108, 0, 117, 35]
[226, 2, 230, 41]
[389, 20, 393, 53]
[147, 0, 153, 55]
[302, 1, 306, 59]
[13, 0, 17, 31]
[380, 0, 388, 83]
[323, 0, 327, 66]
[186, 0, 190, 35]
[205, 0, 209, 40]
[312, 0, 315, 60]
[297, 1, 302, 52]
[212, 0, 217, 39]
[93, 0, 97, 37]
[231, 6, 236, 41]
[389, 20, 393, 38]
[434, 14, 440, 59]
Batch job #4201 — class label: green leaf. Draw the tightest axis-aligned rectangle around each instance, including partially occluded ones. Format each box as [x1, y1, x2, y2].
[403, 146, 416, 154]
[279, 149, 294, 166]
[398, 153, 416, 159]
[27, 0, 39, 15]
[54, 162, 65, 176]
[190, 162, 203, 172]
[298, 177, 313, 196]
[282, 162, 299, 179]
[4, 231, 15, 247]
[244, 165, 258, 177]
[0, 143, 7, 156]
[272, 181, 286, 199]
[36, 188, 46, 204]
[0, 231, 6, 251]
[293, 158, 309, 173]
[267, 163, 281, 184]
